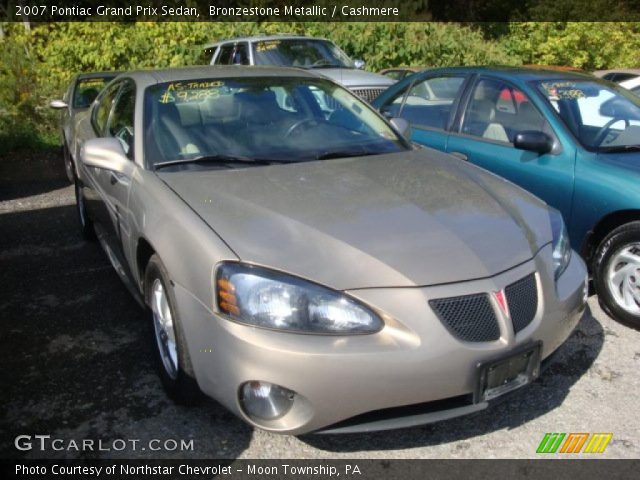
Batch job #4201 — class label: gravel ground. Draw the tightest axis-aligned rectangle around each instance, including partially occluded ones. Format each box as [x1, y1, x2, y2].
[1, 153, 639, 460]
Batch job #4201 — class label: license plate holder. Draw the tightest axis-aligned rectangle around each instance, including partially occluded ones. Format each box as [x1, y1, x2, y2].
[475, 341, 542, 403]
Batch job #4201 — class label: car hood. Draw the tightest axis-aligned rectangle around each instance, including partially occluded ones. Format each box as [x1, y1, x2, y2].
[312, 68, 395, 88]
[158, 149, 552, 290]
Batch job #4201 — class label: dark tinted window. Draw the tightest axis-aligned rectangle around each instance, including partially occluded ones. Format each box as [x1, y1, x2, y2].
[215, 44, 234, 65]
[232, 43, 249, 65]
[108, 82, 135, 158]
[93, 83, 121, 135]
[608, 73, 639, 83]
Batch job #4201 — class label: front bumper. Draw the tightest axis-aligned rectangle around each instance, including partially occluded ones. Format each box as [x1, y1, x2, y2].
[175, 244, 587, 435]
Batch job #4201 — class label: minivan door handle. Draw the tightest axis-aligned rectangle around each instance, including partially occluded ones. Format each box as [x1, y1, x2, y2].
[450, 152, 468, 161]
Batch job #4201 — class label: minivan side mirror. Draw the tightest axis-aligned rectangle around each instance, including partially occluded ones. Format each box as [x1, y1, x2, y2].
[354, 59, 366, 70]
[49, 99, 68, 109]
[513, 131, 553, 154]
[81, 138, 133, 176]
[390, 117, 410, 139]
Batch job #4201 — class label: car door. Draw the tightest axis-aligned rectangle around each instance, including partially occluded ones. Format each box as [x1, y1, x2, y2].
[81, 80, 136, 271]
[94, 80, 137, 270]
[82, 81, 122, 231]
[378, 73, 469, 151]
[446, 76, 576, 221]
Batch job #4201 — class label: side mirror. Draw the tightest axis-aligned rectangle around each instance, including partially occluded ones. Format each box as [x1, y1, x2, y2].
[354, 59, 366, 70]
[81, 138, 133, 176]
[380, 107, 393, 119]
[514, 131, 553, 154]
[49, 99, 68, 109]
[390, 117, 410, 139]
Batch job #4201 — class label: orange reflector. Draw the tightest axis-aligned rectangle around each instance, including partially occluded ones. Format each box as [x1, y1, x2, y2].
[217, 278, 235, 293]
[219, 291, 237, 305]
[219, 301, 240, 316]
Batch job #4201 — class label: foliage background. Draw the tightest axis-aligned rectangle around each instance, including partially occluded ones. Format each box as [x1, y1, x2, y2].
[1, 21, 640, 152]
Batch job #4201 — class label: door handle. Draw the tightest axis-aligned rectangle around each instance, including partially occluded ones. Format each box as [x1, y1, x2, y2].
[450, 152, 468, 161]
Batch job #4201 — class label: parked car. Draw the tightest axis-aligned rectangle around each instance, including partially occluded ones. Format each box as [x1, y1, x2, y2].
[71, 66, 586, 435]
[379, 67, 423, 81]
[593, 68, 640, 83]
[49, 71, 120, 182]
[619, 76, 640, 96]
[373, 67, 640, 327]
[202, 35, 394, 103]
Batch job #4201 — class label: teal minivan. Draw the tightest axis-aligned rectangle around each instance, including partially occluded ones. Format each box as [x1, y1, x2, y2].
[374, 67, 640, 327]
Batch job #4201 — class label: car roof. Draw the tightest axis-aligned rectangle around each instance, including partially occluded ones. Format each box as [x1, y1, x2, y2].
[76, 71, 121, 80]
[114, 65, 319, 87]
[203, 35, 329, 49]
[414, 66, 598, 82]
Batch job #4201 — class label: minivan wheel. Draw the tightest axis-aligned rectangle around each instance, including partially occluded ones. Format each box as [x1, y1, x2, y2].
[145, 254, 202, 405]
[593, 221, 640, 328]
[74, 178, 96, 241]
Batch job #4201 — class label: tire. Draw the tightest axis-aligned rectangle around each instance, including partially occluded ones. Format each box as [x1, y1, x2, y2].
[74, 178, 96, 242]
[593, 221, 640, 328]
[63, 141, 75, 183]
[145, 254, 202, 405]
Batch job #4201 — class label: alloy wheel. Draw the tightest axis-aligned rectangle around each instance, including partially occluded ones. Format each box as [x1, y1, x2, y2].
[607, 243, 640, 315]
[151, 278, 179, 380]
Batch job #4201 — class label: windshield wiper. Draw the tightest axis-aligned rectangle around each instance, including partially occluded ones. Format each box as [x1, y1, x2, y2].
[316, 150, 379, 160]
[154, 154, 290, 170]
[306, 64, 344, 69]
[598, 144, 640, 153]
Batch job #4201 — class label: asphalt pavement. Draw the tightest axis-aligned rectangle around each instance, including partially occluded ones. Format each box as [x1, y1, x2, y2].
[1, 152, 638, 459]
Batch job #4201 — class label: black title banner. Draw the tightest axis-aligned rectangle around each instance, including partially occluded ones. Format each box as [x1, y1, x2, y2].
[3, 459, 640, 480]
[2, 0, 640, 22]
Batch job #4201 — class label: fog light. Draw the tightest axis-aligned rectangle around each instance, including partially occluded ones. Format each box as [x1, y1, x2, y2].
[240, 381, 295, 420]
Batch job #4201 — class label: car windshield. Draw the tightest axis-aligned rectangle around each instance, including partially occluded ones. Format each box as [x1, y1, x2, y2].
[536, 79, 640, 151]
[143, 77, 407, 169]
[252, 39, 353, 69]
[73, 76, 115, 108]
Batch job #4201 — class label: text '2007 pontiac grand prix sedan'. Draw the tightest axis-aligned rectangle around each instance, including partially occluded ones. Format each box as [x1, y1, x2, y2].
[71, 66, 588, 435]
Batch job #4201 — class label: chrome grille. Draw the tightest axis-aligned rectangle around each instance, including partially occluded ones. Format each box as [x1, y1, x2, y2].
[505, 274, 538, 334]
[430, 293, 500, 342]
[350, 87, 386, 103]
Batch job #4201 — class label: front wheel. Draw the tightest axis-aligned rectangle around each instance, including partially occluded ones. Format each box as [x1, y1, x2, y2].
[74, 178, 96, 241]
[63, 141, 75, 183]
[145, 254, 202, 405]
[593, 221, 640, 328]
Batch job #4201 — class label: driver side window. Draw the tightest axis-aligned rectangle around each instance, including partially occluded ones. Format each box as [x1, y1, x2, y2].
[462, 78, 550, 145]
[107, 82, 135, 159]
[92, 83, 121, 135]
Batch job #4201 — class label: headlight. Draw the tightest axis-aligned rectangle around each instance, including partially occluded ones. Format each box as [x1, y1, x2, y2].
[550, 209, 571, 279]
[215, 263, 383, 334]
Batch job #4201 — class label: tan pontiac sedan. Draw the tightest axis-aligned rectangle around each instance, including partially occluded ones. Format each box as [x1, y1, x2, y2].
[70, 66, 588, 434]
